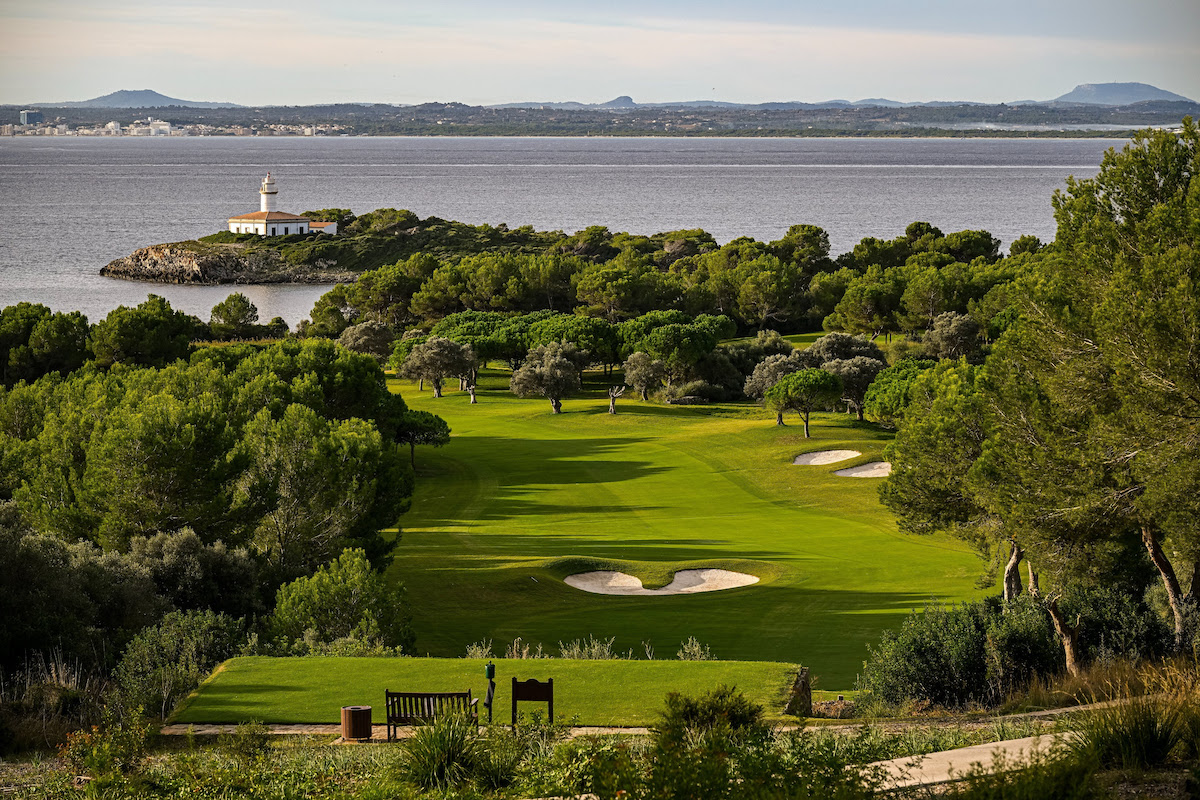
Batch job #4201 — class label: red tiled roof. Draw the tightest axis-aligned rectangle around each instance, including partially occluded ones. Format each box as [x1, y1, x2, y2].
[227, 211, 310, 222]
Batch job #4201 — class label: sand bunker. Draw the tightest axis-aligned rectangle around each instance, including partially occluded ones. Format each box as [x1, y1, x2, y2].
[834, 461, 892, 478]
[564, 568, 759, 596]
[792, 449, 861, 466]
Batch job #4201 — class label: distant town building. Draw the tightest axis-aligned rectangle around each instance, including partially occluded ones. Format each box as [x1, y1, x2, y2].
[105, 121, 121, 135]
[227, 173, 338, 236]
[20, 110, 43, 125]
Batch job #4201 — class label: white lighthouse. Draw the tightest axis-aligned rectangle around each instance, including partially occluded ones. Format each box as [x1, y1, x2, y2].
[227, 173, 338, 236]
[259, 172, 278, 212]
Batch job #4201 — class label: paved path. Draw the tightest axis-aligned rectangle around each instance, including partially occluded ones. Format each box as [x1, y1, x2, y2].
[870, 732, 1078, 789]
[159, 723, 650, 741]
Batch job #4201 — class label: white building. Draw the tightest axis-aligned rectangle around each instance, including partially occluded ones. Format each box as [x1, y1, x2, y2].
[227, 173, 338, 236]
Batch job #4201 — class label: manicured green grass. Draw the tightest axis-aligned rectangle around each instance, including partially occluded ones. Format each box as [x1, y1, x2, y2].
[174, 656, 801, 726]
[383, 366, 983, 690]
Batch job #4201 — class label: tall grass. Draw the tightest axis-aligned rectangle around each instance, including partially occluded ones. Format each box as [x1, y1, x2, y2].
[400, 713, 481, 791]
[1068, 661, 1200, 770]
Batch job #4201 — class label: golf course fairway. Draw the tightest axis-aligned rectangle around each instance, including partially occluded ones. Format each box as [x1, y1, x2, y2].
[387, 368, 982, 689]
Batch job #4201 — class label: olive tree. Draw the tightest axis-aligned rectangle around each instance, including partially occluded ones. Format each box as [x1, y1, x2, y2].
[926, 312, 982, 360]
[400, 336, 474, 398]
[510, 341, 583, 414]
[822, 356, 888, 420]
[337, 321, 396, 364]
[743, 351, 814, 399]
[622, 351, 667, 401]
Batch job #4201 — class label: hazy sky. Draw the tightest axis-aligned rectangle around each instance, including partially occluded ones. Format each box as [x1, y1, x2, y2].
[2, 0, 1198, 105]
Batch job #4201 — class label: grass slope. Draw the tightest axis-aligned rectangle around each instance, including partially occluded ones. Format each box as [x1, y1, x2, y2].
[175, 656, 800, 727]
[385, 368, 982, 689]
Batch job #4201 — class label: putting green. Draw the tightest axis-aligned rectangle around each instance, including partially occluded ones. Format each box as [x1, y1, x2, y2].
[387, 369, 982, 689]
[173, 656, 802, 726]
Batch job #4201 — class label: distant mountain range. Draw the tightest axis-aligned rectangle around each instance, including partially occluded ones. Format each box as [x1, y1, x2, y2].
[35, 89, 242, 109]
[492, 83, 1195, 111]
[26, 82, 1193, 111]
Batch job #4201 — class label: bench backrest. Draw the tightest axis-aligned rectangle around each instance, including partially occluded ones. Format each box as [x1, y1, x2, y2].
[385, 690, 473, 721]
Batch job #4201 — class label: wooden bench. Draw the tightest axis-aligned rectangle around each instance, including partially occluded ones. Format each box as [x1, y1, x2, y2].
[384, 690, 478, 741]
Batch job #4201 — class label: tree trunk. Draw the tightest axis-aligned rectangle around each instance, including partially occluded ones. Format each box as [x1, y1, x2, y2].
[409, 442, 416, 469]
[609, 395, 617, 414]
[856, 404, 865, 422]
[1003, 542, 1024, 603]
[432, 380, 443, 398]
[1027, 562, 1041, 598]
[802, 410, 811, 438]
[1142, 526, 1190, 651]
[468, 385, 477, 404]
[419, 378, 425, 391]
[550, 397, 562, 414]
[1044, 594, 1082, 677]
[640, 388, 648, 402]
[775, 410, 785, 426]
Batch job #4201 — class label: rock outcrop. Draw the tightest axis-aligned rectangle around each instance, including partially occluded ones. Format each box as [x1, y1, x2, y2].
[100, 243, 358, 285]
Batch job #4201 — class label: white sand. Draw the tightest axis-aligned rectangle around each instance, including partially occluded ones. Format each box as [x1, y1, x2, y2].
[834, 461, 892, 478]
[564, 568, 759, 596]
[792, 449, 861, 466]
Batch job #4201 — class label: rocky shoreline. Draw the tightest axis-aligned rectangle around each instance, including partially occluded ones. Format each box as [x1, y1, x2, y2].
[100, 243, 358, 285]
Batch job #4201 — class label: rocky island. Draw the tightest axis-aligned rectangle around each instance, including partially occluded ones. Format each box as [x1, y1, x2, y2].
[100, 208, 568, 285]
[100, 240, 358, 284]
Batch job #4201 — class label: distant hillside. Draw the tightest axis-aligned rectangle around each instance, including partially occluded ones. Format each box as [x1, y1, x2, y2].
[1053, 82, 1193, 106]
[38, 89, 242, 109]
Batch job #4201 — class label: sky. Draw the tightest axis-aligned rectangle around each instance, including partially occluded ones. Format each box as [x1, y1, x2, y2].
[1, 0, 1198, 106]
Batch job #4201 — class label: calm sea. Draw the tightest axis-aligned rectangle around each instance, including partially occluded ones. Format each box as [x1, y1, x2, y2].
[0, 136, 1121, 326]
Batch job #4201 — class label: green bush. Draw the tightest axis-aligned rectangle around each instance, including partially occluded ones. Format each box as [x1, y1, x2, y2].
[655, 684, 768, 745]
[217, 720, 272, 766]
[115, 610, 244, 720]
[860, 600, 993, 708]
[60, 704, 152, 787]
[268, 548, 414, 654]
[984, 595, 1064, 699]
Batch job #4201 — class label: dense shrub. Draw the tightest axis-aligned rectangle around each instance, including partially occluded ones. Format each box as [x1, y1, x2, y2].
[861, 590, 1171, 709]
[1063, 585, 1172, 665]
[663, 380, 726, 402]
[655, 685, 767, 744]
[268, 548, 414, 654]
[114, 610, 244, 720]
[125, 530, 261, 619]
[860, 600, 994, 708]
[984, 595, 1064, 698]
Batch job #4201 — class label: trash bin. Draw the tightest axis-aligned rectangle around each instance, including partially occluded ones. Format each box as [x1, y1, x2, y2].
[341, 705, 372, 741]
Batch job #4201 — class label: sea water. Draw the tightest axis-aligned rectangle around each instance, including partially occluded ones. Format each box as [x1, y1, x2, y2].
[0, 136, 1120, 325]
